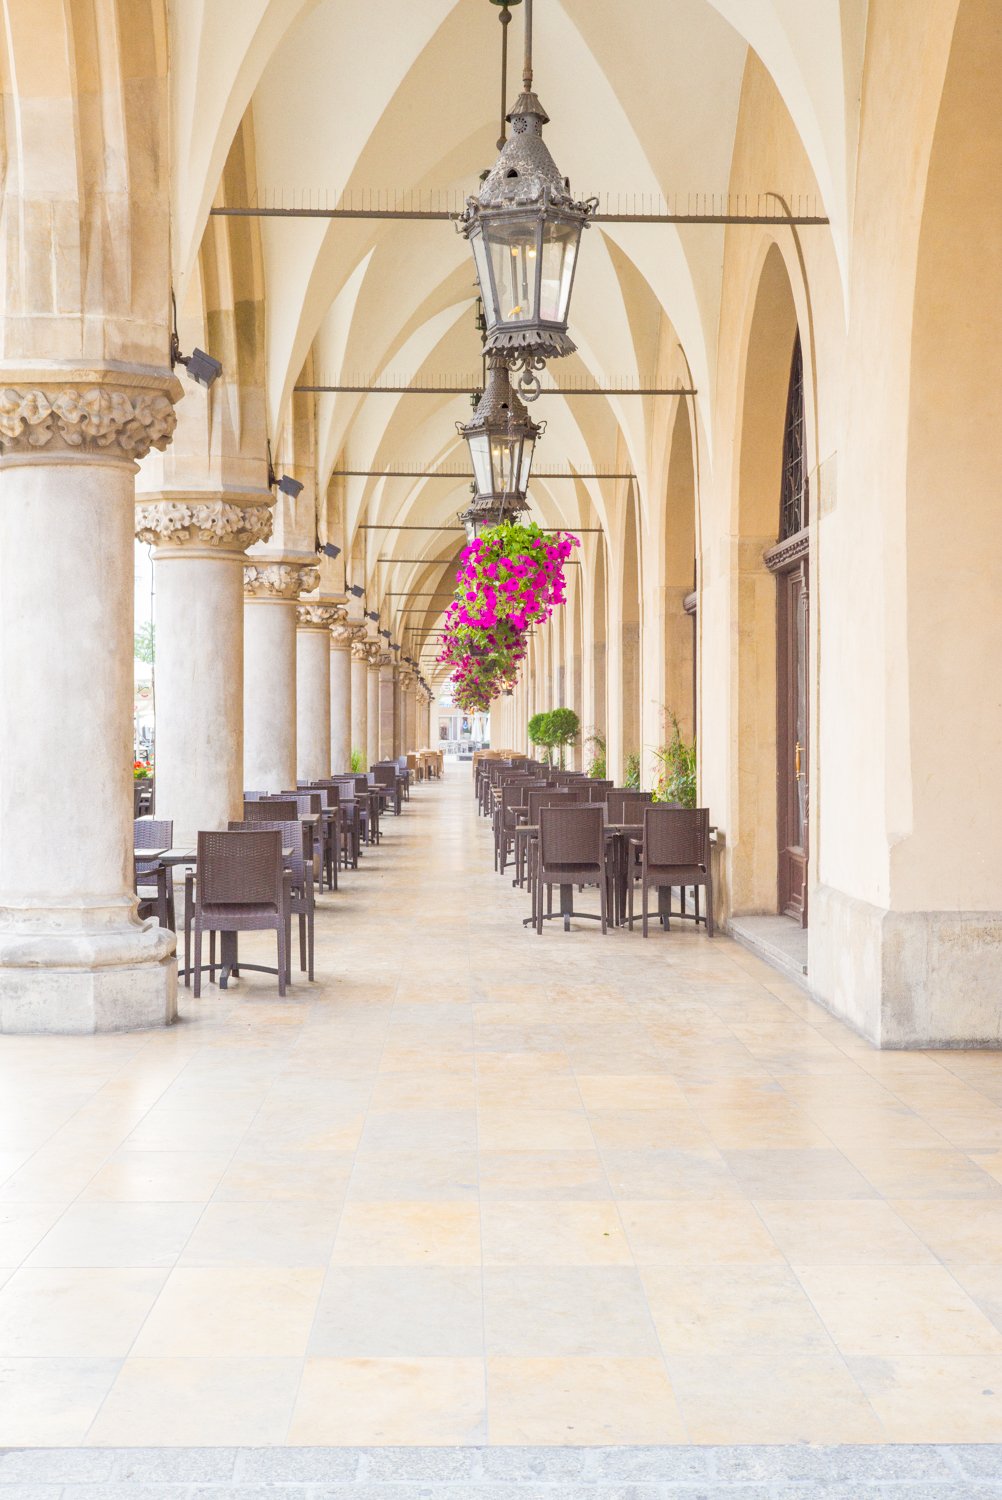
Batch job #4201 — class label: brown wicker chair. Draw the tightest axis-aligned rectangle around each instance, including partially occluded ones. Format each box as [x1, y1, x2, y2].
[516, 787, 573, 891]
[244, 798, 298, 822]
[187, 828, 290, 997]
[534, 804, 610, 935]
[134, 817, 174, 930]
[608, 789, 653, 824]
[372, 763, 402, 815]
[495, 779, 545, 873]
[229, 819, 314, 980]
[628, 806, 713, 938]
[283, 789, 336, 891]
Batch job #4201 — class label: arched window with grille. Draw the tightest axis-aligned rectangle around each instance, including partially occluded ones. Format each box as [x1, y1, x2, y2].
[779, 332, 808, 540]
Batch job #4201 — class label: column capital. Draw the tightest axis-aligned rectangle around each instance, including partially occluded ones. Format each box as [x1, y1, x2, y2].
[398, 668, 417, 692]
[135, 491, 274, 556]
[377, 652, 396, 673]
[297, 602, 345, 631]
[244, 562, 321, 601]
[364, 642, 384, 668]
[331, 618, 364, 650]
[0, 366, 182, 466]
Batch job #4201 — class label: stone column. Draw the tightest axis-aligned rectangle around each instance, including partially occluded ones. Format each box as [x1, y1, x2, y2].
[243, 562, 319, 793]
[378, 655, 397, 761]
[350, 637, 370, 770]
[0, 374, 180, 1033]
[329, 616, 356, 774]
[296, 603, 338, 782]
[135, 494, 273, 845]
[366, 645, 381, 766]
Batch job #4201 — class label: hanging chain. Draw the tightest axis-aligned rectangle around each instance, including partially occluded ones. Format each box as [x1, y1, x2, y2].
[497, 5, 511, 151]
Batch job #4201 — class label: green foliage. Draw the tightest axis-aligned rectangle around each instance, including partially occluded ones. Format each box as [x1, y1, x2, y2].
[529, 707, 580, 769]
[624, 751, 642, 790]
[134, 621, 155, 664]
[350, 749, 366, 774]
[584, 731, 607, 779]
[651, 709, 697, 808]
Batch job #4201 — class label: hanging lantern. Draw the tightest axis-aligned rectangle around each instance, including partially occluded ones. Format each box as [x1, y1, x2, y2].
[458, 354, 544, 539]
[459, 0, 595, 392]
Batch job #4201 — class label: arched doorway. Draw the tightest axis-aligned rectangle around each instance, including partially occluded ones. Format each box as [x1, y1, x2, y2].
[766, 333, 810, 922]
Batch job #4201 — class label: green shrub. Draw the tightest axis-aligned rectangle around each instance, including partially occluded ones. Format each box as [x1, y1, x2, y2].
[584, 731, 606, 779]
[350, 749, 366, 774]
[624, 751, 641, 790]
[651, 710, 697, 808]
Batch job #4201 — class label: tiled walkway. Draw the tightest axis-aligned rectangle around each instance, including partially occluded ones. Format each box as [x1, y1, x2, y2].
[3, 770, 1002, 1450]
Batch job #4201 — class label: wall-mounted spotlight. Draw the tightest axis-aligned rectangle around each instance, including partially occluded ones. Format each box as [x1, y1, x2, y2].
[366, 610, 380, 623]
[347, 584, 365, 599]
[277, 473, 304, 499]
[379, 629, 391, 640]
[170, 292, 223, 390]
[320, 543, 341, 559]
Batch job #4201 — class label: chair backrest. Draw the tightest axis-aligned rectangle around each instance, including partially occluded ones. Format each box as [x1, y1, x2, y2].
[197, 828, 283, 907]
[564, 783, 593, 803]
[372, 764, 397, 788]
[279, 791, 323, 817]
[311, 783, 341, 807]
[244, 798, 298, 822]
[243, 790, 268, 800]
[228, 819, 307, 882]
[134, 817, 172, 850]
[526, 787, 573, 824]
[539, 804, 605, 869]
[608, 789, 653, 824]
[642, 805, 708, 867]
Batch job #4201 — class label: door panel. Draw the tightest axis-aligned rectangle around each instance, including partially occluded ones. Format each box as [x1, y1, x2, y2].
[777, 560, 809, 923]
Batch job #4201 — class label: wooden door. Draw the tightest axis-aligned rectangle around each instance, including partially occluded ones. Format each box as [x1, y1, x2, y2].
[777, 558, 809, 923]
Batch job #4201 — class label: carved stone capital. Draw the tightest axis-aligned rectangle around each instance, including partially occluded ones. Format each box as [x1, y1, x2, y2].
[330, 615, 363, 649]
[0, 380, 178, 462]
[377, 652, 396, 673]
[398, 669, 417, 692]
[135, 497, 274, 553]
[350, 633, 372, 661]
[243, 562, 321, 601]
[296, 603, 341, 630]
[364, 642, 384, 667]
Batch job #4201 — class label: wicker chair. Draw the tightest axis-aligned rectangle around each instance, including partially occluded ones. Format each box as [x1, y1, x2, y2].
[285, 788, 338, 890]
[495, 780, 545, 873]
[186, 828, 290, 997]
[229, 818, 314, 980]
[244, 797, 298, 821]
[516, 787, 574, 891]
[372, 763, 402, 815]
[628, 806, 713, 937]
[608, 789, 653, 824]
[534, 804, 610, 935]
[134, 817, 174, 930]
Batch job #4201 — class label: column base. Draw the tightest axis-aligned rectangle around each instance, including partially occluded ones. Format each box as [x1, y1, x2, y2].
[0, 956, 177, 1034]
[0, 909, 178, 1034]
[810, 884, 1002, 1047]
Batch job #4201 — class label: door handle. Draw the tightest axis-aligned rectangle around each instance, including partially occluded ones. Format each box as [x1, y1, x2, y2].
[795, 741, 805, 780]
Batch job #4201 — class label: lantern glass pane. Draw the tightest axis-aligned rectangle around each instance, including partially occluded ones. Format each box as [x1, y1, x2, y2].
[518, 433, 535, 493]
[469, 432, 493, 497]
[539, 220, 578, 323]
[471, 234, 496, 328]
[487, 221, 538, 327]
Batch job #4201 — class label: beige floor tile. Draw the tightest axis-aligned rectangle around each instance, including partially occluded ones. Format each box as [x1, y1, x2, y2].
[478, 1151, 611, 1201]
[950, 1263, 1002, 1330]
[289, 1357, 486, 1444]
[81, 1151, 231, 1202]
[892, 1197, 1002, 1263]
[602, 1148, 740, 1201]
[179, 1201, 339, 1268]
[723, 1148, 876, 1200]
[672, 1353, 882, 1443]
[132, 1267, 323, 1356]
[620, 1199, 783, 1265]
[488, 1355, 685, 1444]
[484, 1267, 658, 1356]
[348, 1149, 479, 1202]
[0, 1203, 65, 1264]
[85, 1356, 302, 1445]
[27, 1202, 202, 1268]
[797, 1263, 1002, 1356]
[482, 1200, 631, 1266]
[850, 1354, 1002, 1441]
[0, 1357, 121, 1444]
[756, 1198, 936, 1265]
[477, 1107, 594, 1152]
[576, 1075, 688, 1111]
[332, 1201, 481, 1266]
[644, 1263, 832, 1356]
[359, 1109, 478, 1152]
[0, 1267, 166, 1355]
[371, 1072, 477, 1110]
[588, 1110, 711, 1152]
[309, 1267, 483, 1357]
[843, 1147, 1002, 1198]
[214, 1151, 354, 1203]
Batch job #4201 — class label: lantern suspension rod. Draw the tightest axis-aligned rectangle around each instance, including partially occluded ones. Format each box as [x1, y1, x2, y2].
[360, 522, 603, 531]
[522, 0, 533, 91]
[336, 468, 634, 479]
[497, 3, 513, 151]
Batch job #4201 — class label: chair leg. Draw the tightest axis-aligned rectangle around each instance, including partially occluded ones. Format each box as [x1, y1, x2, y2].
[642, 879, 649, 939]
[705, 871, 715, 937]
[209, 931, 216, 983]
[628, 874, 634, 930]
[193, 924, 203, 998]
[308, 908, 315, 982]
[299, 912, 306, 973]
[599, 873, 607, 935]
[184, 906, 191, 988]
[276, 920, 287, 997]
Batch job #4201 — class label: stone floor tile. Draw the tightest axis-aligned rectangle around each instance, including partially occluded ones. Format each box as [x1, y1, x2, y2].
[481, 1201, 631, 1266]
[796, 1263, 1002, 1357]
[80, 1151, 232, 1203]
[131, 1266, 323, 1356]
[0, 1268, 166, 1356]
[478, 1151, 611, 1201]
[84, 1357, 302, 1445]
[213, 1150, 355, 1203]
[643, 1263, 833, 1357]
[0, 1358, 121, 1444]
[25, 1203, 202, 1269]
[671, 1354, 883, 1444]
[309, 1267, 484, 1357]
[331, 1201, 481, 1266]
[178, 1200, 340, 1268]
[288, 1357, 487, 1444]
[619, 1199, 784, 1265]
[849, 1355, 1002, 1442]
[756, 1197, 935, 1265]
[487, 1356, 685, 1444]
[722, 1149, 876, 1201]
[484, 1267, 658, 1356]
[892, 1198, 1002, 1263]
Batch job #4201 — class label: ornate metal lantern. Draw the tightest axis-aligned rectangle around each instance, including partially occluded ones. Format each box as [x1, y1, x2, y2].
[459, 0, 595, 393]
[458, 354, 543, 538]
